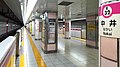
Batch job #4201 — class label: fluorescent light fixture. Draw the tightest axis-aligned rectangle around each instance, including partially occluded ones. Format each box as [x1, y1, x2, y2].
[60, 14, 63, 19]
[40, 15, 43, 18]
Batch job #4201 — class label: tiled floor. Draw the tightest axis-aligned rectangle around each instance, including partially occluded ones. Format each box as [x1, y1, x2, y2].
[58, 36, 98, 67]
[31, 34, 98, 67]
[32, 37, 77, 67]
[26, 37, 38, 67]
[23, 28, 98, 67]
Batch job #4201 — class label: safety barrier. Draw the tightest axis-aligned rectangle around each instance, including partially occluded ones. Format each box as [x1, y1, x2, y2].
[71, 28, 81, 38]
[0, 27, 23, 67]
[0, 36, 16, 67]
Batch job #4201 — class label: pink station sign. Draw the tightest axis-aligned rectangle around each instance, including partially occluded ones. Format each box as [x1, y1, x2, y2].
[99, 1, 120, 38]
[99, 2, 120, 18]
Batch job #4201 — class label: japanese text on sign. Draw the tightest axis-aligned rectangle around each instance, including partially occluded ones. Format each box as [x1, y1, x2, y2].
[99, 2, 120, 38]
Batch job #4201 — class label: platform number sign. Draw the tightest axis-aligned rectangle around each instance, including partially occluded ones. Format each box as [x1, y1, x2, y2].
[99, 2, 120, 38]
[103, 6, 112, 17]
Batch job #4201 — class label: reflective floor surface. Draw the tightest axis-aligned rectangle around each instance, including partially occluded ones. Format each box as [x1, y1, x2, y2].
[32, 34, 98, 67]
[58, 35, 98, 67]
[19, 28, 98, 67]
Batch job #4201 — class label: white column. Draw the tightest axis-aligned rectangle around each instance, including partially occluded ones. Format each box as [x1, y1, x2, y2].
[64, 6, 71, 39]
[69, 6, 71, 38]
[31, 19, 35, 36]
[35, 12, 41, 40]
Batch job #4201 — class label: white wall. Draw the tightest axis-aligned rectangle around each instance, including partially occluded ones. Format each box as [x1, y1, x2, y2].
[23, 0, 37, 24]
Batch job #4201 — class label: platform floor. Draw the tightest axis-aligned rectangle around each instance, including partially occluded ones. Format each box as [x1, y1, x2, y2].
[19, 28, 98, 67]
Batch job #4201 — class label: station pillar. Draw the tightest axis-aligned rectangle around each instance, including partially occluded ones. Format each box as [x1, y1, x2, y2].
[41, 12, 58, 53]
[31, 15, 35, 36]
[35, 12, 42, 40]
[64, 6, 71, 39]
[99, 0, 120, 67]
[29, 21, 32, 34]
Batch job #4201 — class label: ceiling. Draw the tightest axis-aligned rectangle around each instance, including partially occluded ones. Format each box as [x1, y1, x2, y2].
[32, 0, 86, 20]
[18, 0, 88, 24]
[0, 0, 97, 25]
[34, 0, 58, 13]
[4, 0, 23, 22]
[58, 0, 86, 19]
[28, 0, 58, 22]
[0, 0, 23, 25]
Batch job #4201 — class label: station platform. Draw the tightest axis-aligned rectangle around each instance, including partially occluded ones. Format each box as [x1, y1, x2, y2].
[18, 27, 98, 67]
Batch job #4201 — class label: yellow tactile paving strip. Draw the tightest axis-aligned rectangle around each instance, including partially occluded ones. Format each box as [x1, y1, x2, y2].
[59, 34, 64, 37]
[27, 30, 46, 67]
[19, 54, 25, 67]
[19, 40, 25, 67]
[22, 41, 24, 46]
[72, 37, 86, 42]
[59, 34, 86, 41]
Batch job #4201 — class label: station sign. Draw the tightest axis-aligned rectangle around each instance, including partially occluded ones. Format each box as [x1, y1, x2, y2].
[99, 1, 120, 38]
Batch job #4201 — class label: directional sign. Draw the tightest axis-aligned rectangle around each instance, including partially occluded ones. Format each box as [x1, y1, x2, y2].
[99, 2, 120, 38]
